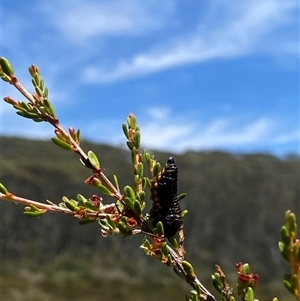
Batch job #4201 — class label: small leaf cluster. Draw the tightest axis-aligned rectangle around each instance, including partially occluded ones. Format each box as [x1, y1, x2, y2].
[211, 263, 259, 301]
[1, 57, 212, 300]
[0, 57, 81, 153]
[0, 58, 187, 255]
[1, 58, 56, 123]
[278, 210, 300, 299]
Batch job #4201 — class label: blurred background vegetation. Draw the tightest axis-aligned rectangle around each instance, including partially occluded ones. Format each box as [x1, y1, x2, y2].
[0, 136, 299, 301]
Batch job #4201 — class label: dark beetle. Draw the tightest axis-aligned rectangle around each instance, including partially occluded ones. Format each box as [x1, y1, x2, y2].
[150, 157, 182, 237]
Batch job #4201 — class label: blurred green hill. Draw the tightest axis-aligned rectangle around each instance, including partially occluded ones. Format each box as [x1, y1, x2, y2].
[0, 136, 299, 301]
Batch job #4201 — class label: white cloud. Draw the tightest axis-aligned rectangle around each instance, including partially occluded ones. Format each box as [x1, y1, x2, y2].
[141, 123, 192, 150]
[1, 101, 298, 154]
[273, 130, 300, 144]
[83, 0, 298, 83]
[146, 107, 171, 120]
[134, 106, 299, 153]
[185, 118, 273, 150]
[2, 0, 297, 86]
[37, 0, 174, 43]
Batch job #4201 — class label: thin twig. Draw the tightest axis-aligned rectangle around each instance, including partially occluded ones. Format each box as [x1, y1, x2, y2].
[167, 245, 217, 301]
[0, 192, 115, 219]
[0, 192, 72, 214]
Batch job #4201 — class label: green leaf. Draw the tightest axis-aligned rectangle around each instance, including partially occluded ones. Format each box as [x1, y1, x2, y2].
[156, 221, 164, 236]
[76, 194, 87, 206]
[35, 86, 43, 97]
[212, 274, 222, 294]
[44, 87, 49, 98]
[181, 209, 188, 218]
[87, 150, 100, 169]
[51, 137, 72, 150]
[168, 237, 178, 250]
[241, 263, 250, 274]
[124, 197, 135, 211]
[106, 215, 117, 229]
[212, 273, 222, 285]
[76, 194, 87, 202]
[131, 147, 137, 164]
[161, 243, 169, 257]
[127, 114, 137, 129]
[126, 141, 134, 150]
[23, 211, 45, 217]
[182, 261, 195, 278]
[142, 238, 151, 249]
[40, 78, 45, 90]
[98, 219, 111, 230]
[65, 199, 79, 211]
[76, 129, 81, 142]
[33, 73, 40, 87]
[116, 199, 124, 212]
[286, 212, 297, 233]
[20, 101, 31, 111]
[122, 123, 129, 139]
[285, 209, 292, 220]
[121, 216, 127, 223]
[118, 221, 127, 232]
[113, 175, 120, 191]
[13, 104, 27, 111]
[245, 287, 254, 301]
[290, 274, 298, 289]
[153, 162, 161, 177]
[190, 290, 199, 301]
[283, 280, 295, 295]
[278, 242, 289, 261]
[0, 183, 8, 194]
[124, 186, 136, 202]
[133, 200, 142, 216]
[280, 226, 291, 246]
[58, 203, 67, 208]
[142, 177, 148, 190]
[145, 177, 151, 189]
[85, 201, 100, 211]
[178, 192, 187, 201]
[145, 152, 152, 168]
[31, 78, 37, 86]
[140, 201, 146, 211]
[43, 98, 56, 116]
[134, 175, 139, 192]
[0, 57, 14, 76]
[32, 118, 44, 123]
[138, 191, 145, 202]
[97, 185, 113, 196]
[137, 162, 144, 179]
[16, 110, 40, 119]
[133, 131, 141, 148]
[23, 205, 47, 217]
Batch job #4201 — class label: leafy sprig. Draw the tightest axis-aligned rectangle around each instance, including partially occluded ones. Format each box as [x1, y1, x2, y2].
[278, 210, 300, 300]
[1, 57, 298, 301]
[0, 57, 215, 301]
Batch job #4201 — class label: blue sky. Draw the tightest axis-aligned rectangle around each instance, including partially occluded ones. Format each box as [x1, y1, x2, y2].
[0, 0, 299, 156]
